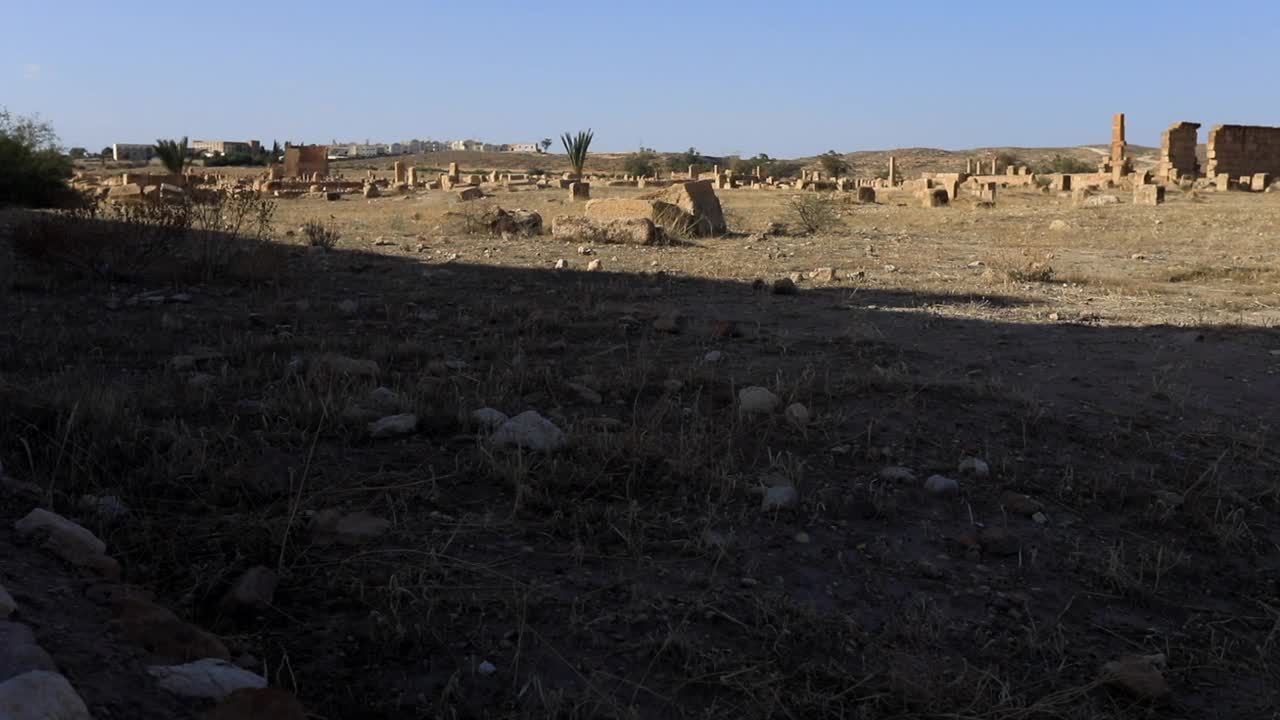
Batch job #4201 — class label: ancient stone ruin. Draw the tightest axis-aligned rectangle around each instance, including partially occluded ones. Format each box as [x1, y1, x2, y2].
[1157, 121, 1200, 182]
[283, 145, 329, 178]
[1206, 125, 1280, 184]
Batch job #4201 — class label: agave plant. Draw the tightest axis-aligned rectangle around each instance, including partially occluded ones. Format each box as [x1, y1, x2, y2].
[560, 129, 593, 179]
[153, 136, 188, 174]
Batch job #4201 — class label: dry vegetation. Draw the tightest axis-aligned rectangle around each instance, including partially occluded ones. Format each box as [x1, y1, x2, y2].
[2, 177, 1278, 719]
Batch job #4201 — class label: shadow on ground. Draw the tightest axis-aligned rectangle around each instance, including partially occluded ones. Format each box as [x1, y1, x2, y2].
[1, 207, 1277, 719]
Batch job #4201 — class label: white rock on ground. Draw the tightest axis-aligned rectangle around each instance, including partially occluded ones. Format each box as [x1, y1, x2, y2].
[784, 402, 811, 426]
[958, 457, 990, 478]
[470, 408, 509, 431]
[738, 387, 780, 414]
[0, 671, 92, 720]
[491, 411, 567, 452]
[13, 509, 118, 577]
[368, 413, 418, 439]
[366, 387, 402, 412]
[566, 382, 602, 405]
[0, 636, 58, 682]
[761, 485, 799, 511]
[703, 350, 722, 363]
[221, 566, 278, 612]
[924, 475, 960, 496]
[148, 658, 267, 700]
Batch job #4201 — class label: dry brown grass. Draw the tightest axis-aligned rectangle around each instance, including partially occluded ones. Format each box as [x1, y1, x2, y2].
[3, 179, 1279, 719]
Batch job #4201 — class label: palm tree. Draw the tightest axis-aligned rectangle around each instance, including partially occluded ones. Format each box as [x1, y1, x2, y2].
[153, 136, 188, 173]
[560, 130, 593, 179]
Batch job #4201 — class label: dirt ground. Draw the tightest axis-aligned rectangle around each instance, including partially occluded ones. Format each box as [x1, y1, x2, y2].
[2, 180, 1278, 719]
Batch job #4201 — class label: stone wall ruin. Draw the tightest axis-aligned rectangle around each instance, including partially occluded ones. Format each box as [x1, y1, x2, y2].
[284, 145, 329, 178]
[1157, 122, 1200, 182]
[1206, 125, 1280, 182]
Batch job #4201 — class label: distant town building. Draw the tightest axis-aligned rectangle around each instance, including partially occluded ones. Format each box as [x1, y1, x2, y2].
[506, 143, 540, 153]
[449, 139, 482, 152]
[191, 139, 261, 157]
[112, 143, 156, 162]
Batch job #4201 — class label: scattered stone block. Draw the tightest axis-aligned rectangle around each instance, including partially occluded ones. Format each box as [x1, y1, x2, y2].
[368, 413, 418, 438]
[457, 187, 483, 201]
[551, 216, 665, 246]
[220, 566, 278, 613]
[491, 411, 567, 452]
[569, 182, 591, 201]
[856, 186, 876, 203]
[1251, 173, 1271, 191]
[1133, 185, 1165, 206]
[148, 659, 267, 701]
[921, 187, 949, 207]
[738, 387, 780, 414]
[0, 671, 92, 720]
[13, 509, 119, 579]
[979, 182, 998, 203]
[1102, 654, 1169, 700]
[106, 183, 145, 203]
[660, 180, 727, 235]
[0, 624, 58, 682]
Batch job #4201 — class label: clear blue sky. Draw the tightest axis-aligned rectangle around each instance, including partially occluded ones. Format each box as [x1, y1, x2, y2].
[3, 0, 1276, 158]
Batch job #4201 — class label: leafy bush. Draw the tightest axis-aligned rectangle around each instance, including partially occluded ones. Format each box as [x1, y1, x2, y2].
[623, 148, 658, 177]
[302, 220, 340, 249]
[729, 153, 772, 177]
[786, 193, 842, 234]
[768, 161, 803, 180]
[15, 193, 279, 282]
[994, 152, 1021, 172]
[0, 109, 75, 207]
[818, 150, 850, 178]
[667, 147, 706, 174]
[1007, 262, 1055, 283]
[1033, 154, 1095, 174]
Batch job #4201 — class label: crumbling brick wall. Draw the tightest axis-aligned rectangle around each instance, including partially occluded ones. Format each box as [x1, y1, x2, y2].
[1206, 125, 1280, 180]
[283, 145, 329, 178]
[1157, 122, 1200, 181]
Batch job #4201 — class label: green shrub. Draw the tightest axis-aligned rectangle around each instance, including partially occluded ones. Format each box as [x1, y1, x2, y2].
[0, 109, 75, 207]
[786, 193, 842, 234]
[302, 220, 340, 249]
[818, 150, 849, 178]
[1034, 154, 1095, 174]
[623, 148, 657, 177]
